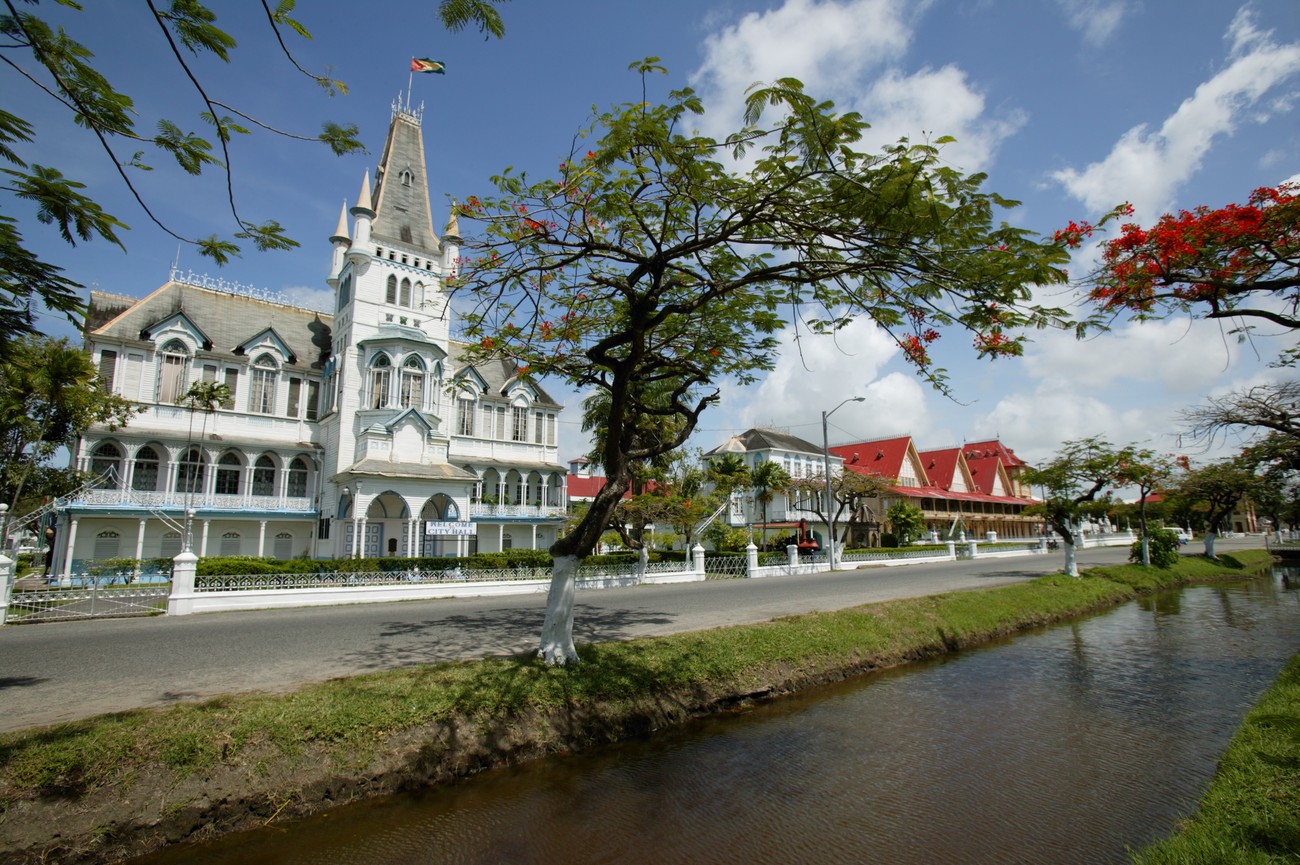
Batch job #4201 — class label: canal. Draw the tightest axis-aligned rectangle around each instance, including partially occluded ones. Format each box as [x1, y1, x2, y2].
[135, 569, 1300, 864]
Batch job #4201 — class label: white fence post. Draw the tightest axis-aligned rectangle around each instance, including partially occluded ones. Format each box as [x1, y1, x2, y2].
[168, 550, 198, 616]
[787, 544, 799, 568]
[692, 544, 705, 578]
[0, 553, 13, 625]
[946, 541, 956, 559]
[745, 542, 758, 578]
[967, 539, 978, 559]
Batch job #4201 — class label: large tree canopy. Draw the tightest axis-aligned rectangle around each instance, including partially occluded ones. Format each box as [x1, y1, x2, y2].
[452, 63, 1074, 663]
[0, 0, 508, 350]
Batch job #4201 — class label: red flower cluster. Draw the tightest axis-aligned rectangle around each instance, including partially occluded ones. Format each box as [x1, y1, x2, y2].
[1092, 184, 1297, 313]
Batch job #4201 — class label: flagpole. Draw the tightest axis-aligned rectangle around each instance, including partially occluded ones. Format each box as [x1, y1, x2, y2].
[406, 65, 414, 113]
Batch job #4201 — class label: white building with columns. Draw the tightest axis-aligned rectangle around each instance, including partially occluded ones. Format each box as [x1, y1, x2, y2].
[53, 103, 567, 579]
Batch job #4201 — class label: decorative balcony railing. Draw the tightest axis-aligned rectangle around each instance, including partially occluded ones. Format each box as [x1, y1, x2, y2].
[468, 502, 567, 519]
[73, 489, 315, 513]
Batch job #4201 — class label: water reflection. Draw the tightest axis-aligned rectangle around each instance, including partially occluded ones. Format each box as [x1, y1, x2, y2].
[135, 570, 1299, 865]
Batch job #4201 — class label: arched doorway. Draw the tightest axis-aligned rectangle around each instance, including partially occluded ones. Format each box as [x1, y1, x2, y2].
[362, 491, 409, 557]
[419, 493, 462, 557]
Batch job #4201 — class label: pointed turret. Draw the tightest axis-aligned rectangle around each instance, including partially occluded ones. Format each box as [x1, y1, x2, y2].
[327, 200, 352, 286]
[441, 202, 461, 279]
[347, 171, 375, 263]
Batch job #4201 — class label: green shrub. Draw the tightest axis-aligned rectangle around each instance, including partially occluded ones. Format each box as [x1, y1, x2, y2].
[1129, 529, 1181, 568]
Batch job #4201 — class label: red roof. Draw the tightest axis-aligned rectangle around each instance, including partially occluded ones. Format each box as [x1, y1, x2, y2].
[917, 447, 962, 490]
[961, 449, 1004, 496]
[964, 439, 1026, 468]
[831, 436, 914, 481]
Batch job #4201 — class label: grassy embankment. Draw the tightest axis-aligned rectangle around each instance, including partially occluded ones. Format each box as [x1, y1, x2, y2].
[1131, 649, 1300, 864]
[0, 549, 1284, 864]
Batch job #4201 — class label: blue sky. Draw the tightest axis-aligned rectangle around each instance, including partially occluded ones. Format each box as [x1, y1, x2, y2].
[7, 0, 1299, 468]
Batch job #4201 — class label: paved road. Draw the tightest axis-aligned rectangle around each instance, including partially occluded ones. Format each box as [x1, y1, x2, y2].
[0, 539, 1264, 732]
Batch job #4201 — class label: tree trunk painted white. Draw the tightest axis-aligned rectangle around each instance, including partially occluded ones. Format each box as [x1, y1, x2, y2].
[537, 553, 580, 665]
[1204, 530, 1218, 559]
[1063, 539, 1079, 577]
[1140, 536, 1150, 567]
[637, 546, 649, 582]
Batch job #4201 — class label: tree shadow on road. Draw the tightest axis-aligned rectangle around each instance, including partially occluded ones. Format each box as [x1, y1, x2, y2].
[332, 602, 677, 671]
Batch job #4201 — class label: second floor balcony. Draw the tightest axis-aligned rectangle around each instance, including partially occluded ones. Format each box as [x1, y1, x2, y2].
[72, 488, 316, 514]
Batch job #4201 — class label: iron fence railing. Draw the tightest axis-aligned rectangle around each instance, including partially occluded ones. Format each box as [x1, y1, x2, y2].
[6, 582, 169, 624]
[703, 555, 747, 579]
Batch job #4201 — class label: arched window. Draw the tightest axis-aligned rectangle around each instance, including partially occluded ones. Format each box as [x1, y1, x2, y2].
[160, 531, 182, 558]
[413, 282, 424, 310]
[287, 457, 309, 498]
[338, 274, 352, 308]
[93, 530, 121, 561]
[215, 452, 242, 495]
[399, 278, 411, 307]
[369, 354, 392, 409]
[252, 454, 276, 496]
[400, 169, 413, 187]
[132, 446, 160, 491]
[273, 531, 294, 560]
[248, 354, 278, 414]
[176, 446, 206, 497]
[157, 339, 189, 404]
[400, 356, 425, 409]
[386, 274, 398, 304]
[90, 443, 122, 489]
[219, 531, 241, 557]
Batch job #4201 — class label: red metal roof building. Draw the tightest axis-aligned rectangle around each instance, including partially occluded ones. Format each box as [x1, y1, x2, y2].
[831, 436, 1041, 542]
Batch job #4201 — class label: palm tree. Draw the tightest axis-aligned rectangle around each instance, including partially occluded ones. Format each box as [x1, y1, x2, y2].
[707, 452, 751, 496]
[751, 459, 791, 550]
[177, 381, 231, 552]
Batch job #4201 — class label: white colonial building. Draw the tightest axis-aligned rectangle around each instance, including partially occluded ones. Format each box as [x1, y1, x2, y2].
[52, 104, 567, 578]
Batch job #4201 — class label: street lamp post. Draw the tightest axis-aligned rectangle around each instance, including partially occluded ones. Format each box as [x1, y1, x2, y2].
[822, 396, 864, 570]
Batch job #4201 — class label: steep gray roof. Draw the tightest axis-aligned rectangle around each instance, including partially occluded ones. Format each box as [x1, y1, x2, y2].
[88, 283, 332, 372]
[370, 112, 441, 255]
[446, 343, 562, 409]
[706, 428, 822, 456]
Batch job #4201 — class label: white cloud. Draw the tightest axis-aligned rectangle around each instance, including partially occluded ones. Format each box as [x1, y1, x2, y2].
[279, 285, 335, 314]
[1055, 0, 1133, 47]
[689, 0, 1020, 171]
[854, 65, 1027, 171]
[968, 385, 1155, 465]
[1022, 318, 1248, 395]
[1052, 6, 1300, 220]
[691, 0, 919, 125]
[720, 317, 940, 443]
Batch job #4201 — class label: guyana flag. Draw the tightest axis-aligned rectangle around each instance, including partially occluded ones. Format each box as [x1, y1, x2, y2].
[411, 58, 446, 74]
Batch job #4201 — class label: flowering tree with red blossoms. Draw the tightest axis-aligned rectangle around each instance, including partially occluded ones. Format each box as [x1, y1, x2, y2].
[1062, 184, 1300, 361]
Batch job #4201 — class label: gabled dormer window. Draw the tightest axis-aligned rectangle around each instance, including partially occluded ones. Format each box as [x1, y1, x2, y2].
[248, 354, 278, 415]
[157, 339, 190, 404]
